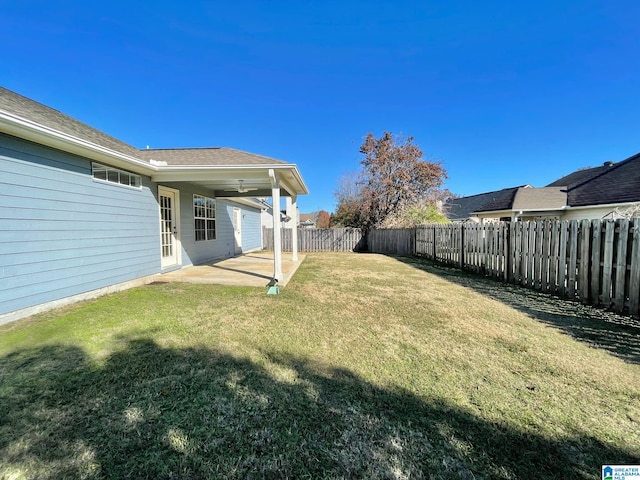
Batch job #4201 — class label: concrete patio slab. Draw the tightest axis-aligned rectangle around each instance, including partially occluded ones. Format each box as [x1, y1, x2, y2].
[158, 252, 305, 287]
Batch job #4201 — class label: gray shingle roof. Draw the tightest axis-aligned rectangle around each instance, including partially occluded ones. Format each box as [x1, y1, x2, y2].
[472, 186, 523, 213]
[546, 163, 611, 189]
[0, 86, 141, 158]
[546, 153, 640, 207]
[445, 186, 523, 220]
[137, 147, 289, 167]
[0, 87, 292, 169]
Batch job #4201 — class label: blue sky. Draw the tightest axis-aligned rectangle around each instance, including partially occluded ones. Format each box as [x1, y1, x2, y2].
[2, 1, 639, 213]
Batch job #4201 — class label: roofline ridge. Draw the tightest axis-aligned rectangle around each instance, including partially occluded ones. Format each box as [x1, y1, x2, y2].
[141, 147, 223, 151]
[565, 151, 640, 192]
[1, 87, 139, 153]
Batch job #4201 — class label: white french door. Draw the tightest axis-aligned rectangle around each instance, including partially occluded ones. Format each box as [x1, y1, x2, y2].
[159, 186, 180, 268]
[233, 207, 243, 255]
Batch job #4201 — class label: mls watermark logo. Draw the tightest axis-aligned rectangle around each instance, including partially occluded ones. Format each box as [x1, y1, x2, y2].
[603, 465, 640, 480]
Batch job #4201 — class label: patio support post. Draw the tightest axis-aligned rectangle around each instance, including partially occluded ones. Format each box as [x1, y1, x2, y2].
[286, 196, 299, 261]
[269, 169, 283, 282]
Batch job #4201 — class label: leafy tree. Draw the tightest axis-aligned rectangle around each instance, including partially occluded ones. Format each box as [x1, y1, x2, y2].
[381, 202, 449, 228]
[333, 132, 448, 229]
[316, 210, 331, 228]
[331, 171, 367, 228]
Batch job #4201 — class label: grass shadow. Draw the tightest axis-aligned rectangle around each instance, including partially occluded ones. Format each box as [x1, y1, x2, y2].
[393, 255, 640, 365]
[1, 338, 636, 479]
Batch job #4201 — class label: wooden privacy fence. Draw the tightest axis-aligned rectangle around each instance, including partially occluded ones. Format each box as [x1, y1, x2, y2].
[263, 227, 365, 252]
[368, 228, 416, 255]
[369, 219, 640, 317]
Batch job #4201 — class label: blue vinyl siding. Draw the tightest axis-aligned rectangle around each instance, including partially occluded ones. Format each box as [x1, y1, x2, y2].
[241, 206, 262, 251]
[0, 133, 160, 316]
[162, 183, 263, 265]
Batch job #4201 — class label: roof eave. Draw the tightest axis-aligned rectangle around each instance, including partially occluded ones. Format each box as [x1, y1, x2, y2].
[1, 109, 309, 196]
[0, 110, 156, 175]
[151, 164, 309, 196]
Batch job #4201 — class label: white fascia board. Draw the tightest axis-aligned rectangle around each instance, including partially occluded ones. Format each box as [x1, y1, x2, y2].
[220, 197, 266, 209]
[476, 207, 566, 216]
[0, 110, 156, 175]
[0, 109, 310, 194]
[566, 201, 639, 211]
[474, 209, 513, 217]
[152, 164, 309, 195]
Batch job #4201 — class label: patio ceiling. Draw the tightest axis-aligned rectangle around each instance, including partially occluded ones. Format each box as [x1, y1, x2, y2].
[150, 165, 307, 198]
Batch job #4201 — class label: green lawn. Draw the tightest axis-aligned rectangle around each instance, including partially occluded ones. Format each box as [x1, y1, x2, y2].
[0, 253, 638, 479]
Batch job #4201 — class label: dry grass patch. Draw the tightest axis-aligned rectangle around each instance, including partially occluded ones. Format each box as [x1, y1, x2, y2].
[0, 252, 638, 479]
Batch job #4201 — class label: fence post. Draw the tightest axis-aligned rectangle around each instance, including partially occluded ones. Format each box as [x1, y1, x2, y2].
[432, 224, 437, 259]
[506, 222, 513, 282]
[459, 223, 464, 269]
[590, 220, 602, 306]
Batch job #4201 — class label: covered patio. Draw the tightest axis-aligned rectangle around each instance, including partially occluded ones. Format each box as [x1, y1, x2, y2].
[158, 252, 305, 287]
[142, 148, 309, 284]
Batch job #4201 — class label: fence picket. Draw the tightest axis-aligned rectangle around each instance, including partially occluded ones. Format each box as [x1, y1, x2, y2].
[568, 221, 579, 298]
[590, 220, 602, 305]
[601, 220, 616, 307]
[614, 220, 629, 313]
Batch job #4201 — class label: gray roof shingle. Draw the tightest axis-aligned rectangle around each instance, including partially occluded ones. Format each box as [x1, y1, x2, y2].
[445, 186, 523, 220]
[137, 147, 289, 167]
[546, 153, 640, 207]
[0, 86, 141, 158]
[472, 186, 523, 213]
[0, 87, 292, 169]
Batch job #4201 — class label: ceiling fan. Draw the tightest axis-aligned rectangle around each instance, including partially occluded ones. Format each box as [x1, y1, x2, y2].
[224, 180, 258, 194]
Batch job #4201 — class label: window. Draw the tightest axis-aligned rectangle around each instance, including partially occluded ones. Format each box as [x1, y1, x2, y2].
[92, 163, 141, 188]
[193, 194, 216, 241]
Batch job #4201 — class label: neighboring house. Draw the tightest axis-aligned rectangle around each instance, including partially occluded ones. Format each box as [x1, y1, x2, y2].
[473, 185, 568, 222]
[299, 213, 316, 228]
[447, 153, 640, 223]
[444, 186, 524, 222]
[261, 204, 299, 229]
[0, 87, 308, 322]
[261, 209, 316, 229]
[546, 156, 640, 220]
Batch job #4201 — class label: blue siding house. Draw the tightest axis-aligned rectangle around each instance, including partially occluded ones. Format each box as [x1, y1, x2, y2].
[0, 87, 307, 323]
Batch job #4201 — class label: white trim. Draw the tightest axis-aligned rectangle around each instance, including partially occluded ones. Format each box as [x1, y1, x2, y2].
[151, 165, 309, 195]
[1, 107, 309, 197]
[565, 201, 640, 211]
[0, 109, 155, 175]
[158, 186, 181, 268]
[192, 193, 217, 242]
[476, 201, 640, 218]
[233, 207, 242, 255]
[269, 169, 283, 281]
[92, 162, 142, 189]
[0, 274, 159, 325]
[220, 197, 265, 209]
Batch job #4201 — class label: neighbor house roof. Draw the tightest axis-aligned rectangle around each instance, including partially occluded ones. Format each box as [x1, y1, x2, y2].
[546, 153, 640, 207]
[471, 186, 526, 214]
[473, 186, 567, 215]
[546, 163, 612, 189]
[299, 213, 316, 224]
[445, 186, 523, 220]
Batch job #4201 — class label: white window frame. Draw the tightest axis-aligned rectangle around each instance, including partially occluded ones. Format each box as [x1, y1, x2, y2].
[92, 162, 141, 189]
[193, 194, 216, 241]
